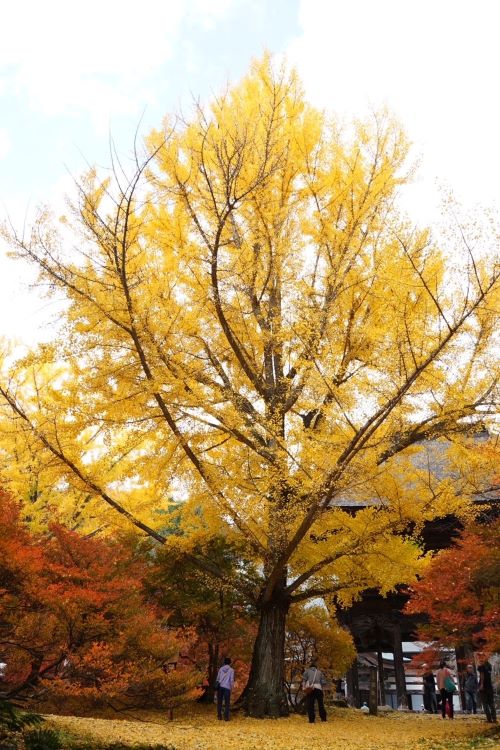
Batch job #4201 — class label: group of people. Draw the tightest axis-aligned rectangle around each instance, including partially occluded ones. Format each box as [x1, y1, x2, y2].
[214, 658, 329, 723]
[422, 659, 496, 722]
[213, 658, 329, 723]
[214, 657, 497, 724]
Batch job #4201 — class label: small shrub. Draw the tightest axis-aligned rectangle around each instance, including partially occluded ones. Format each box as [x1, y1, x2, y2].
[0, 698, 42, 732]
[24, 727, 62, 750]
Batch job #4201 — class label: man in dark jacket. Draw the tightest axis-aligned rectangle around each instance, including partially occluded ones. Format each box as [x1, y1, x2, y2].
[478, 658, 497, 723]
[422, 664, 438, 713]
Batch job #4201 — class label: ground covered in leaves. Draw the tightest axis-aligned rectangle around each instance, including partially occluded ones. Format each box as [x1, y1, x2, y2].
[45, 707, 500, 750]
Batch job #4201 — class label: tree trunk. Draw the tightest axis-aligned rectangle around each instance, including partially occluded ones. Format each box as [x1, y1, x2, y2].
[198, 641, 219, 703]
[244, 596, 290, 718]
[455, 644, 473, 712]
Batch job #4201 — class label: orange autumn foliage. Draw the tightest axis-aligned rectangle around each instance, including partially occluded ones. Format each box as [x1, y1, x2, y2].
[0, 490, 200, 708]
[405, 520, 500, 654]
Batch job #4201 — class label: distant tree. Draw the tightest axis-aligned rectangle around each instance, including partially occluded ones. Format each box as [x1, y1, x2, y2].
[284, 604, 355, 709]
[0, 490, 199, 709]
[405, 520, 500, 654]
[147, 533, 257, 702]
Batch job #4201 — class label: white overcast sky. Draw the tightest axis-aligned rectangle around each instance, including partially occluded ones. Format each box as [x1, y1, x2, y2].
[1, 0, 499, 346]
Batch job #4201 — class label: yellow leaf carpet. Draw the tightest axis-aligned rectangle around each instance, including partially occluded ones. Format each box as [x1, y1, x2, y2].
[46, 708, 499, 750]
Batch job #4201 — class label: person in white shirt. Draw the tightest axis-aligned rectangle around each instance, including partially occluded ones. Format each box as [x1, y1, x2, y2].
[216, 657, 235, 721]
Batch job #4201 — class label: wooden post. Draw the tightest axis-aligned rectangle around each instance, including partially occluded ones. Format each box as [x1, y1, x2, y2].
[369, 666, 378, 716]
[377, 647, 386, 706]
[392, 622, 408, 709]
[346, 658, 360, 708]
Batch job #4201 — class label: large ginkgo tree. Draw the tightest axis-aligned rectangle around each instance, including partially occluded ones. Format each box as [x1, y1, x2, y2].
[1, 56, 498, 716]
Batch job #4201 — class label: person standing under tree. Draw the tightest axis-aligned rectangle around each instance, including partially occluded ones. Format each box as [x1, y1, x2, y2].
[302, 661, 327, 723]
[422, 664, 438, 713]
[464, 664, 478, 715]
[478, 657, 497, 723]
[216, 657, 235, 721]
[436, 661, 455, 719]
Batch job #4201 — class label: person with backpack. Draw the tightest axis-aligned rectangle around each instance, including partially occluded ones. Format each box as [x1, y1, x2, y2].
[302, 661, 327, 723]
[436, 661, 455, 719]
[215, 657, 235, 721]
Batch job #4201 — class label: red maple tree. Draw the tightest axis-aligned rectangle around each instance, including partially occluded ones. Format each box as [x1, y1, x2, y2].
[0, 490, 200, 709]
[405, 519, 499, 654]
